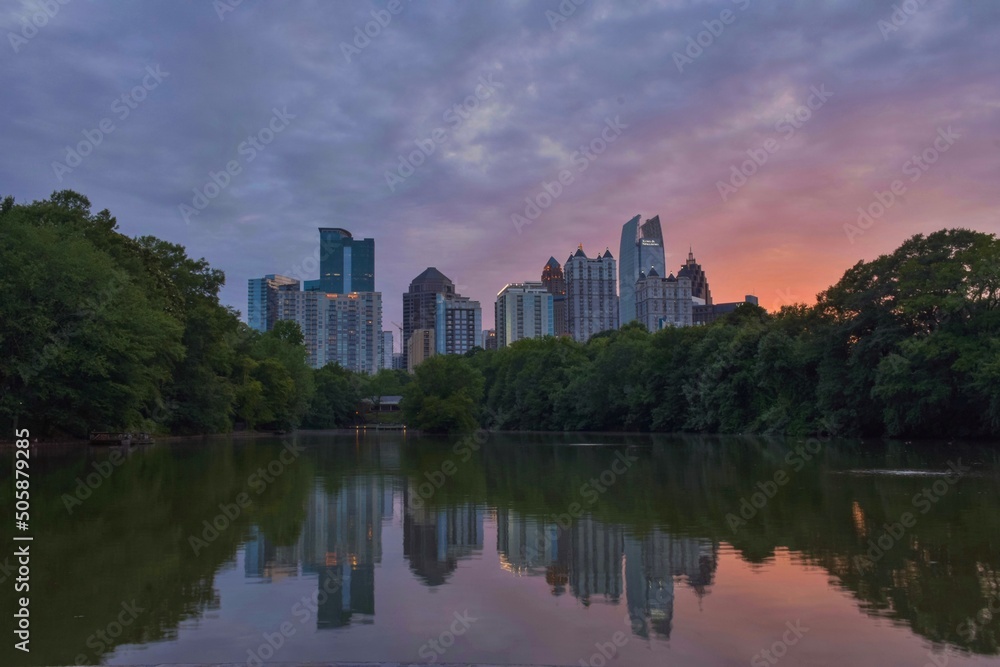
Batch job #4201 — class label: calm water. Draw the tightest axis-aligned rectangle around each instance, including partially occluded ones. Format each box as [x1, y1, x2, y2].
[2, 432, 1000, 666]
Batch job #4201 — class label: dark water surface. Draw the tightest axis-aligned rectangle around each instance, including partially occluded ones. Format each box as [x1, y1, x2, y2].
[2, 431, 1000, 666]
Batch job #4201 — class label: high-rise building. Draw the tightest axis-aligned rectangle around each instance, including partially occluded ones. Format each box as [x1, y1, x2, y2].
[250, 228, 382, 373]
[402, 268, 481, 369]
[541, 257, 568, 336]
[247, 274, 300, 332]
[391, 352, 404, 370]
[677, 247, 712, 306]
[319, 227, 375, 293]
[565, 245, 619, 343]
[482, 329, 497, 351]
[406, 328, 435, 373]
[495, 282, 555, 347]
[619, 215, 666, 324]
[380, 330, 393, 370]
[402, 267, 452, 369]
[635, 268, 693, 330]
[435, 293, 482, 356]
[274, 290, 382, 373]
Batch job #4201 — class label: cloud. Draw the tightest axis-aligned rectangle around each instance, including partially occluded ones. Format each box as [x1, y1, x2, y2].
[1, 0, 997, 335]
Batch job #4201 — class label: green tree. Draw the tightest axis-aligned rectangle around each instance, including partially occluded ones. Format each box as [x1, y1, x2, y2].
[402, 355, 484, 433]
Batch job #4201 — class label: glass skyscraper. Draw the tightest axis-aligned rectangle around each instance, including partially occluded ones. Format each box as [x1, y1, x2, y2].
[618, 214, 666, 324]
[319, 227, 375, 293]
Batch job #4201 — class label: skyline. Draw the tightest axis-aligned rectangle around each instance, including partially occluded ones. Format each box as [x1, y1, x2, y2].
[2, 1, 998, 331]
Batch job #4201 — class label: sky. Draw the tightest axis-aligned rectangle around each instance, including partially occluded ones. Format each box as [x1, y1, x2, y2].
[2, 0, 998, 339]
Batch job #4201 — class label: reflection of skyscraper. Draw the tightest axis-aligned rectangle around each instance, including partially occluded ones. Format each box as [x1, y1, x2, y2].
[568, 516, 623, 605]
[496, 510, 571, 594]
[402, 483, 483, 586]
[619, 215, 666, 324]
[244, 524, 301, 581]
[623, 530, 719, 639]
[297, 475, 388, 628]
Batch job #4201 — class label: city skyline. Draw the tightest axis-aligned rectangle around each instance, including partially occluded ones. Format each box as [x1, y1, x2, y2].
[3, 2, 996, 333]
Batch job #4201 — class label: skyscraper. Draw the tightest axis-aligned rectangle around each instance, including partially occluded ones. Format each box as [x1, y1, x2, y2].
[635, 268, 693, 330]
[435, 293, 482, 356]
[619, 214, 666, 324]
[380, 330, 393, 370]
[319, 227, 375, 293]
[247, 274, 299, 332]
[565, 245, 619, 343]
[540, 257, 568, 336]
[273, 290, 382, 373]
[402, 268, 481, 369]
[677, 247, 712, 305]
[495, 282, 555, 347]
[249, 228, 382, 373]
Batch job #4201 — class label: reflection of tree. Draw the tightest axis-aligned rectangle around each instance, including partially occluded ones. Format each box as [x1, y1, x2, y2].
[470, 435, 1000, 653]
[0, 439, 312, 666]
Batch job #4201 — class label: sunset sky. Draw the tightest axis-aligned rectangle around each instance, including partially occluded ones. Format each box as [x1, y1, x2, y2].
[2, 0, 998, 334]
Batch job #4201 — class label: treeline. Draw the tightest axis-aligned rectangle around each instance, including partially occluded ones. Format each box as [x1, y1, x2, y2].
[402, 228, 1000, 438]
[0, 191, 406, 437]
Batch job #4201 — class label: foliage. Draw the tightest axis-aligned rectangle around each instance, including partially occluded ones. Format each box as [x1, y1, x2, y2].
[402, 355, 484, 433]
[0, 191, 317, 436]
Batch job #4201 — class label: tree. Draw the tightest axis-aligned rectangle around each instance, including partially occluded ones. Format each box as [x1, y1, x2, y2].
[402, 355, 484, 433]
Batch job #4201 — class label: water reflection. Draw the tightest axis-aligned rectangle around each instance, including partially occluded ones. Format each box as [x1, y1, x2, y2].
[3, 433, 1000, 666]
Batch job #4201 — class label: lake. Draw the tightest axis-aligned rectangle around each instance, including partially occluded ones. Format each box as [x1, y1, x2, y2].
[2, 431, 999, 666]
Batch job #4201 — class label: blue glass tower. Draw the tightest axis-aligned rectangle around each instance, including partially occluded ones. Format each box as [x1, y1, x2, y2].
[618, 215, 666, 324]
[319, 228, 375, 293]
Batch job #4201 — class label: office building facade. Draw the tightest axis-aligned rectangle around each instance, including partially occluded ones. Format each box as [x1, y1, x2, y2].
[273, 290, 382, 373]
[541, 257, 568, 336]
[619, 215, 666, 324]
[249, 228, 381, 373]
[319, 227, 375, 293]
[380, 330, 393, 370]
[635, 269, 693, 330]
[565, 245, 619, 343]
[435, 294, 482, 356]
[495, 282, 555, 347]
[402, 267, 481, 369]
[677, 248, 712, 306]
[247, 274, 300, 332]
